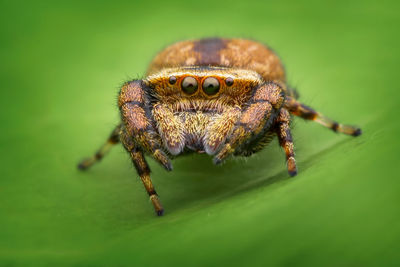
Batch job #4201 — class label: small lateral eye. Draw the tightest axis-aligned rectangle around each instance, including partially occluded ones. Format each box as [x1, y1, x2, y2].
[202, 77, 220, 95]
[225, 77, 234, 86]
[181, 76, 198, 94]
[169, 76, 177, 84]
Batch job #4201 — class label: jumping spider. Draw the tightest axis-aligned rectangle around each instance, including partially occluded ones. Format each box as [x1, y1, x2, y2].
[78, 38, 361, 216]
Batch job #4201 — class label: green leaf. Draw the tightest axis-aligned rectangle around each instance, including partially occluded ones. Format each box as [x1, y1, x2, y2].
[1, 0, 399, 266]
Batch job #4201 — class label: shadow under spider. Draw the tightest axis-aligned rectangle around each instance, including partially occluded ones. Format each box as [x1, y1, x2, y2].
[159, 137, 356, 214]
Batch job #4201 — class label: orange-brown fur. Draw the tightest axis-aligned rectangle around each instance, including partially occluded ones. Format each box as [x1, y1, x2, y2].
[147, 38, 285, 84]
[79, 38, 362, 216]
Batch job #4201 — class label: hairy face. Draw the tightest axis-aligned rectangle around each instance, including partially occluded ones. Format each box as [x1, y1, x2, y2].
[144, 67, 264, 111]
[141, 66, 282, 155]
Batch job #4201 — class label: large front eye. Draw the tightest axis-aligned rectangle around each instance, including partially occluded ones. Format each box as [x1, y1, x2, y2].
[181, 76, 198, 94]
[202, 77, 220, 95]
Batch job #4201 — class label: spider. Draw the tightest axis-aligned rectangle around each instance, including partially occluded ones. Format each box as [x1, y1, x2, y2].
[78, 38, 361, 216]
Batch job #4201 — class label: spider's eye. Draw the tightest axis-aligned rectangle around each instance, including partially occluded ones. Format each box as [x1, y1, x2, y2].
[202, 77, 220, 95]
[169, 76, 177, 84]
[225, 77, 234, 86]
[181, 76, 198, 94]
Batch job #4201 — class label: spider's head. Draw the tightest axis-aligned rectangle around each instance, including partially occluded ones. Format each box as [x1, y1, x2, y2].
[144, 66, 264, 110]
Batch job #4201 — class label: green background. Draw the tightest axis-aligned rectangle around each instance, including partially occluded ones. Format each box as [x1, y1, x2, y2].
[1, 0, 399, 266]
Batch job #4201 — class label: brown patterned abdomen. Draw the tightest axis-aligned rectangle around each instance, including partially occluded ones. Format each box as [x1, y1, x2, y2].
[147, 38, 286, 84]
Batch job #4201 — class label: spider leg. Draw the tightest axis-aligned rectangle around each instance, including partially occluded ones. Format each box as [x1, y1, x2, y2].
[285, 96, 362, 136]
[204, 105, 241, 155]
[152, 103, 185, 155]
[119, 80, 172, 171]
[121, 130, 164, 216]
[78, 124, 121, 170]
[276, 108, 297, 176]
[214, 82, 284, 164]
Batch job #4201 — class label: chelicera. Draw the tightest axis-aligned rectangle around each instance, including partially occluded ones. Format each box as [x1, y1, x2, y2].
[78, 38, 362, 216]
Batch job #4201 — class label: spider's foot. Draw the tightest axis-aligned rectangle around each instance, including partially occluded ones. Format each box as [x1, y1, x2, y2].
[153, 149, 173, 171]
[150, 194, 164, 216]
[77, 158, 95, 171]
[213, 144, 233, 165]
[352, 127, 362, 137]
[287, 157, 298, 177]
[330, 122, 362, 137]
[156, 209, 164, 216]
[213, 156, 223, 165]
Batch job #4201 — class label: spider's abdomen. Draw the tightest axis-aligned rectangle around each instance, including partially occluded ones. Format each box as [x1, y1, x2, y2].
[147, 38, 286, 84]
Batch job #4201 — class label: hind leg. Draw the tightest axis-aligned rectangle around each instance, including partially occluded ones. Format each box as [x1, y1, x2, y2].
[78, 124, 122, 170]
[285, 96, 362, 136]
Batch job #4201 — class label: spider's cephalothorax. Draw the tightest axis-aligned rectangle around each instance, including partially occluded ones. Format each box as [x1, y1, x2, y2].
[78, 38, 362, 216]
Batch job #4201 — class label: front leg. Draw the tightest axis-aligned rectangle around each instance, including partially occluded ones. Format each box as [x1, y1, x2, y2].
[119, 80, 172, 170]
[204, 105, 242, 155]
[214, 82, 284, 164]
[152, 103, 185, 155]
[120, 130, 164, 216]
[275, 108, 297, 176]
